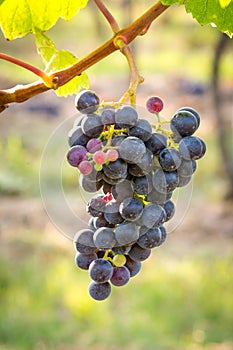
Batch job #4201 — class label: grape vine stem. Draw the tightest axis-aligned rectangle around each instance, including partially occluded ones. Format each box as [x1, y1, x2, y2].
[0, 1, 170, 112]
[93, 0, 120, 33]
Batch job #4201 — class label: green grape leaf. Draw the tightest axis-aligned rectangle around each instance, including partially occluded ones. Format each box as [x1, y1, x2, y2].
[0, 0, 88, 40]
[35, 29, 56, 64]
[161, 0, 233, 36]
[185, 0, 233, 37]
[35, 30, 89, 97]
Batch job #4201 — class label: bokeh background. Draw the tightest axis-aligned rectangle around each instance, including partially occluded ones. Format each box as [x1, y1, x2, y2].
[0, 1, 233, 349]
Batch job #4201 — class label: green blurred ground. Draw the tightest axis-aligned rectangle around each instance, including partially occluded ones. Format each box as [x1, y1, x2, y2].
[0, 2, 233, 350]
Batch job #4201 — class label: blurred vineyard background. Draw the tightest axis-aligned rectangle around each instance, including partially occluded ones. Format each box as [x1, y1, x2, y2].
[0, 1, 233, 350]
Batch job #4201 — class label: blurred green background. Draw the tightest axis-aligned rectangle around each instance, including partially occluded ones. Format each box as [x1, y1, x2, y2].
[0, 1, 233, 350]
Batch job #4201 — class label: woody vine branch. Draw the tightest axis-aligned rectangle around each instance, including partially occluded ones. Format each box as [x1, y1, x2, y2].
[0, 1, 169, 112]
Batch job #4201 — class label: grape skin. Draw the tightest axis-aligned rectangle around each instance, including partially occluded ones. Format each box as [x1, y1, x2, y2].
[110, 266, 130, 286]
[68, 126, 90, 147]
[75, 252, 97, 270]
[159, 147, 182, 172]
[73, 228, 95, 248]
[89, 258, 113, 283]
[128, 243, 151, 262]
[87, 195, 106, 217]
[81, 114, 103, 138]
[177, 159, 197, 177]
[115, 222, 139, 246]
[177, 106, 200, 127]
[152, 168, 179, 193]
[132, 175, 153, 195]
[119, 197, 144, 222]
[75, 90, 100, 114]
[104, 200, 124, 225]
[119, 136, 146, 164]
[87, 138, 102, 153]
[125, 256, 142, 277]
[93, 227, 117, 249]
[141, 203, 166, 229]
[101, 108, 116, 125]
[103, 158, 128, 179]
[67, 145, 87, 167]
[137, 227, 162, 249]
[88, 281, 111, 301]
[79, 174, 103, 193]
[146, 96, 163, 113]
[129, 119, 152, 141]
[145, 133, 167, 155]
[115, 105, 138, 128]
[163, 200, 175, 221]
[179, 136, 206, 160]
[170, 110, 198, 137]
[128, 150, 153, 177]
[78, 160, 93, 175]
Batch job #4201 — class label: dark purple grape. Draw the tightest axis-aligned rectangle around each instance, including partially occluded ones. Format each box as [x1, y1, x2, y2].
[86, 138, 102, 153]
[163, 200, 175, 221]
[81, 114, 103, 138]
[104, 200, 124, 225]
[137, 227, 162, 249]
[132, 174, 153, 195]
[103, 158, 128, 180]
[179, 136, 206, 160]
[177, 159, 197, 177]
[115, 105, 138, 128]
[68, 126, 90, 147]
[110, 266, 130, 286]
[89, 258, 113, 283]
[75, 252, 97, 270]
[145, 133, 167, 155]
[171, 110, 198, 137]
[152, 168, 179, 193]
[159, 147, 182, 172]
[159, 225, 167, 244]
[67, 145, 87, 167]
[93, 215, 115, 229]
[128, 150, 153, 177]
[101, 108, 116, 125]
[177, 106, 200, 127]
[119, 137, 146, 164]
[75, 90, 99, 114]
[86, 195, 106, 217]
[93, 227, 117, 249]
[128, 119, 152, 141]
[128, 243, 151, 262]
[115, 222, 139, 246]
[88, 281, 111, 301]
[125, 255, 142, 277]
[119, 197, 144, 222]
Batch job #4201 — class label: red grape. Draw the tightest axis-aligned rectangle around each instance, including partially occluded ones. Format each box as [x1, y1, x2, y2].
[106, 149, 119, 162]
[146, 96, 164, 113]
[78, 160, 93, 175]
[93, 150, 107, 164]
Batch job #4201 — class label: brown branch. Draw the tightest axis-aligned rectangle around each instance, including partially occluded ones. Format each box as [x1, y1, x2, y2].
[0, 1, 169, 110]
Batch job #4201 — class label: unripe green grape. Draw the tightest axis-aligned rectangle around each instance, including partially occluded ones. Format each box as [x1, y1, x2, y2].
[113, 254, 127, 267]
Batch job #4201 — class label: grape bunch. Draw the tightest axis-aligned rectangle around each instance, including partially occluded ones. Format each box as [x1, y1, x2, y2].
[67, 90, 206, 301]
